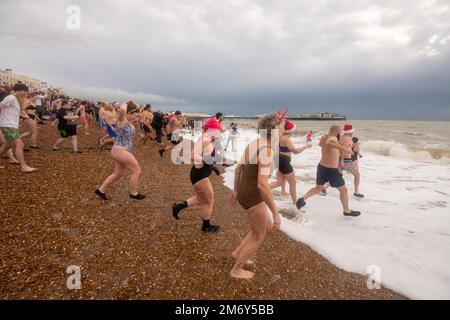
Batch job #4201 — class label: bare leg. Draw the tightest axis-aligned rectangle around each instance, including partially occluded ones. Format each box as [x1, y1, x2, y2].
[303, 185, 324, 201]
[231, 137, 236, 152]
[53, 137, 66, 148]
[284, 172, 297, 204]
[12, 138, 37, 172]
[20, 131, 31, 139]
[187, 195, 200, 207]
[28, 119, 38, 147]
[231, 231, 255, 265]
[6, 149, 19, 164]
[0, 142, 12, 158]
[171, 194, 200, 220]
[280, 176, 288, 195]
[195, 180, 214, 220]
[230, 202, 268, 279]
[122, 151, 141, 195]
[337, 185, 351, 212]
[98, 160, 125, 192]
[70, 135, 78, 151]
[353, 165, 361, 194]
[269, 171, 288, 197]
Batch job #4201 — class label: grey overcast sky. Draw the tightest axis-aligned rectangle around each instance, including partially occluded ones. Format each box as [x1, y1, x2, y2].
[1, 0, 449, 120]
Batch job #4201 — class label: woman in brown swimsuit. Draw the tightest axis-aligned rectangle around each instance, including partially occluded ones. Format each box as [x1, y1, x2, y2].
[229, 113, 281, 280]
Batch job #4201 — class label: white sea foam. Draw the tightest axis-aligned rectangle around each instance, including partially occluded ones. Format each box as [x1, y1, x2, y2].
[361, 140, 450, 164]
[220, 128, 450, 299]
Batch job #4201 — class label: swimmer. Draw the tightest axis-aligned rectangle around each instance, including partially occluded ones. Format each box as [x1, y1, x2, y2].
[338, 124, 364, 198]
[99, 104, 117, 149]
[140, 104, 153, 145]
[171, 132, 221, 232]
[159, 110, 186, 157]
[95, 100, 145, 201]
[270, 120, 312, 205]
[76, 101, 90, 135]
[296, 125, 361, 217]
[229, 113, 281, 280]
[20, 93, 40, 149]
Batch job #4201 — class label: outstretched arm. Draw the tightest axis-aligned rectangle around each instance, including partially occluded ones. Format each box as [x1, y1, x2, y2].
[284, 138, 312, 154]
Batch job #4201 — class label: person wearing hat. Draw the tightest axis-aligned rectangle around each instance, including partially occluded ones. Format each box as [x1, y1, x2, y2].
[339, 124, 364, 198]
[296, 125, 361, 217]
[269, 119, 312, 206]
[0, 83, 37, 172]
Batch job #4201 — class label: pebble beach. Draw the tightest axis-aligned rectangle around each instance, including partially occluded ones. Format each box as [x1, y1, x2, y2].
[0, 125, 406, 300]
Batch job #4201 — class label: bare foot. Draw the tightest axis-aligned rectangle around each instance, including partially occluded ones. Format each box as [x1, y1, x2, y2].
[231, 253, 255, 266]
[230, 268, 255, 280]
[22, 166, 37, 173]
[8, 160, 20, 164]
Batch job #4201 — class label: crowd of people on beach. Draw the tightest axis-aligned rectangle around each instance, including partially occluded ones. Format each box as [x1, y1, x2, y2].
[0, 81, 364, 280]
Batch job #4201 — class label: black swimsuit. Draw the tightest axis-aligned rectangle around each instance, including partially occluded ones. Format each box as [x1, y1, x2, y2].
[351, 147, 358, 162]
[190, 147, 216, 185]
[278, 145, 294, 174]
[24, 105, 37, 120]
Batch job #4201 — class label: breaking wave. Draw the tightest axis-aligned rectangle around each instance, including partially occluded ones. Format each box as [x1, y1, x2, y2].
[362, 140, 450, 164]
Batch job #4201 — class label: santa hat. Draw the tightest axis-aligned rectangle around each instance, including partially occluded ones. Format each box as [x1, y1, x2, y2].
[284, 120, 296, 133]
[343, 124, 355, 134]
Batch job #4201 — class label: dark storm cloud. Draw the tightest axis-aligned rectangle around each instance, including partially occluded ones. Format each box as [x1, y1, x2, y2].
[0, 0, 449, 119]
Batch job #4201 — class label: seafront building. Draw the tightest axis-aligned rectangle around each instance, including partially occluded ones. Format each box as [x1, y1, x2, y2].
[0, 68, 64, 95]
[0, 68, 44, 90]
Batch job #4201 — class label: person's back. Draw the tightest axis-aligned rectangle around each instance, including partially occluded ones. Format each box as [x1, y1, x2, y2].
[230, 123, 238, 135]
[151, 111, 164, 128]
[339, 134, 353, 159]
[237, 139, 268, 210]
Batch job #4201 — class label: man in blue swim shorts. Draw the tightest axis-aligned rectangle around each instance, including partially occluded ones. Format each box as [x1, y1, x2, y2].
[296, 125, 361, 217]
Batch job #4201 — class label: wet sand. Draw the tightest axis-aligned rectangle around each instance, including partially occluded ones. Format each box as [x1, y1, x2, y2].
[0, 124, 406, 299]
